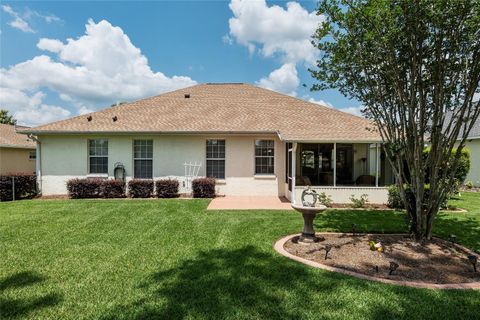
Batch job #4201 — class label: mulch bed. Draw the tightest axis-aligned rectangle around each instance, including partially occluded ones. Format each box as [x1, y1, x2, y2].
[284, 233, 479, 284]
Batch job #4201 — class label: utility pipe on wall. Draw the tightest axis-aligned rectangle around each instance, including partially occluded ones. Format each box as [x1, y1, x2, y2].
[28, 134, 41, 194]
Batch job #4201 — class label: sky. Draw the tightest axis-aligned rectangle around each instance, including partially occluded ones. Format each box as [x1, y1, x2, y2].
[0, 0, 363, 126]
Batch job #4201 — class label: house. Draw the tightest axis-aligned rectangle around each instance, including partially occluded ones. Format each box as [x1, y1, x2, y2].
[461, 116, 480, 186]
[21, 83, 395, 203]
[0, 124, 36, 175]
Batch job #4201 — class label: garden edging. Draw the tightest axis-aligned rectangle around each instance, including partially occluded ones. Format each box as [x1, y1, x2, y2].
[274, 233, 480, 290]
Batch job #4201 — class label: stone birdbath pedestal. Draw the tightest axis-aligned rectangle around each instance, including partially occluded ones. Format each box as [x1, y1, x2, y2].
[291, 187, 327, 244]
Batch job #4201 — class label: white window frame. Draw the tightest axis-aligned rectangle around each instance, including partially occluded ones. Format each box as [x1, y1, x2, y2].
[133, 140, 153, 179]
[88, 139, 108, 174]
[28, 150, 36, 161]
[206, 139, 226, 179]
[254, 139, 275, 175]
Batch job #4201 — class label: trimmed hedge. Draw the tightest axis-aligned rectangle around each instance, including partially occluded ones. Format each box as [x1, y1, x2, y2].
[102, 180, 126, 198]
[192, 177, 216, 198]
[66, 178, 126, 199]
[128, 179, 153, 198]
[155, 179, 179, 198]
[0, 174, 37, 201]
[66, 178, 104, 199]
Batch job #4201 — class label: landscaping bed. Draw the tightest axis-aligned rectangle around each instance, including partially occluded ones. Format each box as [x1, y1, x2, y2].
[283, 233, 479, 286]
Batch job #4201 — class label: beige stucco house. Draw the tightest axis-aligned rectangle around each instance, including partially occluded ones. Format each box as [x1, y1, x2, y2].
[0, 124, 36, 175]
[21, 83, 395, 203]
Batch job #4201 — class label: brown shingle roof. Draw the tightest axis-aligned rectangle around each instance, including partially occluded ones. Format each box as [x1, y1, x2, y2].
[0, 124, 36, 148]
[22, 83, 380, 142]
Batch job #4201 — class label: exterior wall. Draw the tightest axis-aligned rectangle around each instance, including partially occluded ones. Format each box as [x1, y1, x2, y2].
[294, 186, 388, 204]
[0, 147, 36, 175]
[465, 139, 480, 186]
[38, 134, 285, 196]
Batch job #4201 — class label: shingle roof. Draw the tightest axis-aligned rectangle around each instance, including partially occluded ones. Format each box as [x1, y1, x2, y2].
[22, 83, 380, 142]
[444, 111, 480, 139]
[0, 124, 36, 148]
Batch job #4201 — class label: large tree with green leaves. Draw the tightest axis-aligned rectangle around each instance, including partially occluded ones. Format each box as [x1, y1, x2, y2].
[310, 0, 480, 240]
[0, 109, 17, 125]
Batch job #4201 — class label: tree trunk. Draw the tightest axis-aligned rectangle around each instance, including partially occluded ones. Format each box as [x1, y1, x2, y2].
[426, 214, 434, 240]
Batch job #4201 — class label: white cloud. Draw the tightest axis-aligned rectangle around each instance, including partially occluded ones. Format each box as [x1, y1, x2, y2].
[0, 88, 71, 125]
[227, 0, 323, 65]
[0, 19, 196, 126]
[227, 0, 323, 97]
[308, 98, 334, 108]
[2, 5, 35, 33]
[24, 7, 61, 23]
[2, 19, 196, 103]
[10, 17, 35, 33]
[338, 106, 364, 117]
[2, 5, 62, 33]
[257, 63, 299, 96]
[307, 97, 365, 117]
[37, 38, 64, 53]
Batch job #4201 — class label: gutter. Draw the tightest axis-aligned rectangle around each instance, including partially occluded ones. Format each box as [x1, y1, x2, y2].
[27, 135, 42, 194]
[0, 144, 36, 149]
[18, 130, 280, 136]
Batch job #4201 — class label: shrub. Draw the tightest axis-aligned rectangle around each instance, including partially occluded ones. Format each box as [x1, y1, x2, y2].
[387, 184, 448, 210]
[424, 147, 470, 195]
[155, 179, 179, 198]
[349, 194, 368, 208]
[128, 179, 153, 198]
[317, 192, 333, 207]
[192, 177, 216, 198]
[66, 178, 103, 199]
[0, 174, 37, 201]
[101, 180, 126, 198]
[387, 185, 403, 209]
[464, 181, 474, 189]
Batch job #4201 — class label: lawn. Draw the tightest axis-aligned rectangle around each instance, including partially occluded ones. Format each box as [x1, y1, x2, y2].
[1, 193, 479, 320]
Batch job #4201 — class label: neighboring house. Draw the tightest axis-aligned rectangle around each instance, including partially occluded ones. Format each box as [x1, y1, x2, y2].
[0, 124, 36, 175]
[21, 83, 394, 203]
[461, 116, 480, 186]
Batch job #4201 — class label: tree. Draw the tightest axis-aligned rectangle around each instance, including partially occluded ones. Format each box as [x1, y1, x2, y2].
[0, 109, 17, 125]
[310, 0, 480, 240]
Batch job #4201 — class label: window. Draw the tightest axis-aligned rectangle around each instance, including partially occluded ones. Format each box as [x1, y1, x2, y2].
[134, 140, 153, 179]
[206, 139, 225, 179]
[297, 143, 334, 186]
[89, 139, 108, 174]
[255, 140, 274, 174]
[29, 151, 36, 160]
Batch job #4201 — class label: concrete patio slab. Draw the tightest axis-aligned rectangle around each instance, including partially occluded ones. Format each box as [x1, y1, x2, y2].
[207, 196, 293, 210]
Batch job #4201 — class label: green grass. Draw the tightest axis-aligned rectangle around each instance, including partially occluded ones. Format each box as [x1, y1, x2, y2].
[1, 193, 479, 320]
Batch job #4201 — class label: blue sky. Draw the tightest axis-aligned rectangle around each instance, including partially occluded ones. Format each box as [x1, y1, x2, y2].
[0, 0, 361, 126]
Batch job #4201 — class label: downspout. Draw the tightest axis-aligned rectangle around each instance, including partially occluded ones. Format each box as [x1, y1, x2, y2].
[292, 142, 297, 204]
[28, 134, 42, 194]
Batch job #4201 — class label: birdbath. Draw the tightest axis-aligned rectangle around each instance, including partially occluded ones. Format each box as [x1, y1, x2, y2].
[291, 187, 327, 244]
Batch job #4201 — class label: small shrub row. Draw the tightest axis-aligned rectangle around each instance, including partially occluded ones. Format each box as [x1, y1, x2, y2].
[0, 174, 37, 201]
[192, 177, 216, 198]
[128, 179, 181, 198]
[128, 179, 154, 198]
[155, 179, 179, 198]
[102, 180, 126, 198]
[66, 178, 101, 198]
[66, 177, 214, 199]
